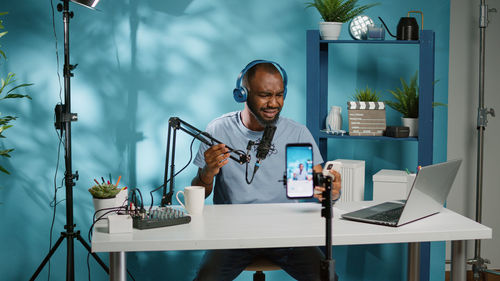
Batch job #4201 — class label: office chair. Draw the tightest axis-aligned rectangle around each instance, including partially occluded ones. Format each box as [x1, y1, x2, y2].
[244, 257, 281, 281]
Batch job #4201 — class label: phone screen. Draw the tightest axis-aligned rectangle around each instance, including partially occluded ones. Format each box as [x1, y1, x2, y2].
[286, 143, 314, 198]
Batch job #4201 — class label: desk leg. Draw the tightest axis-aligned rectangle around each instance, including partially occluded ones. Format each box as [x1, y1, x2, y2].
[109, 252, 126, 281]
[408, 242, 420, 281]
[451, 240, 466, 281]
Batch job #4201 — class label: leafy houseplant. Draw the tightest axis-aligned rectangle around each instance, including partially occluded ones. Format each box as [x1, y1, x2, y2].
[88, 183, 121, 199]
[306, 0, 378, 40]
[385, 71, 445, 137]
[347, 86, 386, 136]
[385, 71, 419, 118]
[352, 86, 381, 102]
[0, 12, 33, 174]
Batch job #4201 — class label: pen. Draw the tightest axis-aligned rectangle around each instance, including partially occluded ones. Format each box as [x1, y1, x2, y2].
[101, 177, 105, 184]
[405, 168, 410, 174]
[93, 179, 101, 186]
[115, 175, 122, 187]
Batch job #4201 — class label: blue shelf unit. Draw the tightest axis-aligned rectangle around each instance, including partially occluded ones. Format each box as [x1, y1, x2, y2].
[306, 29, 436, 281]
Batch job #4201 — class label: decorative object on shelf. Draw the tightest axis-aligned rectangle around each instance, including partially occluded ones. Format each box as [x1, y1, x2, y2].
[306, 0, 379, 40]
[347, 101, 386, 136]
[385, 71, 419, 136]
[367, 24, 385, 40]
[347, 86, 386, 136]
[326, 105, 342, 132]
[0, 11, 33, 175]
[379, 10, 423, 41]
[352, 86, 381, 102]
[349, 15, 374, 40]
[385, 126, 410, 138]
[385, 71, 445, 137]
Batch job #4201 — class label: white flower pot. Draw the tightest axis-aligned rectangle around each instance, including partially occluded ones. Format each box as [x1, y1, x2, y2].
[319, 22, 343, 40]
[402, 117, 418, 137]
[92, 189, 128, 219]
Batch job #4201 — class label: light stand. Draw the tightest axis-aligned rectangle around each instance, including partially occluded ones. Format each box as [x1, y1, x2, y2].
[30, 1, 108, 280]
[313, 173, 336, 281]
[468, 0, 497, 280]
[161, 117, 249, 206]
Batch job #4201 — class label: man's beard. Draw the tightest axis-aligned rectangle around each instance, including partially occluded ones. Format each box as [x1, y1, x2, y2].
[247, 98, 281, 127]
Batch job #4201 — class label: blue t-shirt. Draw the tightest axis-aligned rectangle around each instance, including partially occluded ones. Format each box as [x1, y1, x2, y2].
[193, 111, 323, 204]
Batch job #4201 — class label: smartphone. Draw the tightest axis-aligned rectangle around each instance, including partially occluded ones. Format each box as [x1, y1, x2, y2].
[286, 143, 314, 199]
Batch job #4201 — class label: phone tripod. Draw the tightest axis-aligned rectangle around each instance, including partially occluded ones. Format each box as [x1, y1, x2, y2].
[29, 1, 108, 280]
[314, 172, 337, 281]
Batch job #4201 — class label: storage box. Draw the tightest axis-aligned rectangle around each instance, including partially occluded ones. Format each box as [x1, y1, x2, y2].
[372, 169, 416, 201]
[107, 214, 133, 234]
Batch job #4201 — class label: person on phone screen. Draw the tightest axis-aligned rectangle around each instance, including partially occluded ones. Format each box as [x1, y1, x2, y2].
[294, 163, 308, 180]
[191, 60, 341, 281]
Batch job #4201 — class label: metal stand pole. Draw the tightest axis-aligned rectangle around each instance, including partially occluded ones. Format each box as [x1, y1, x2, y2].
[468, 0, 496, 280]
[29, 1, 109, 280]
[315, 173, 336, 281]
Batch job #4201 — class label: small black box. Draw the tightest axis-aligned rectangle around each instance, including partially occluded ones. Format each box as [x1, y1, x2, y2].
[385, 126, 410, 138]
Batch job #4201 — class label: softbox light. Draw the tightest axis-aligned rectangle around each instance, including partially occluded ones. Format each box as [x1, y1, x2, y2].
[70, 0, 101, 9]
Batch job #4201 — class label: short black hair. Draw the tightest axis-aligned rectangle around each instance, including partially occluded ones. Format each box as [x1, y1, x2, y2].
[242, 62, 281, 89]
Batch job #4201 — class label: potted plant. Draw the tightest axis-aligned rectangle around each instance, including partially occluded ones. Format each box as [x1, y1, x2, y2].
[347, 86, 386, 136]
[89, 182, 123, 219]
[385, 71, 445, 137]
[385, 71, 419, 136]
[0, 12, 33, 175]
[306, 0, 378, 40]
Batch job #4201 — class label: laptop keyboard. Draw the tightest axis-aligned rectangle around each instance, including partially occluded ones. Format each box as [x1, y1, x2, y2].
[366, 206, 404, 223]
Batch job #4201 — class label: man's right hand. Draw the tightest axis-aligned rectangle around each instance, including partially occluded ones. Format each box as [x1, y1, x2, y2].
[202, 143, 230, 178]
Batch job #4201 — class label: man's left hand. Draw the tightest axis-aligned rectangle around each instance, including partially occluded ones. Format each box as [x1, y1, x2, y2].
[313, 169, 341, 202]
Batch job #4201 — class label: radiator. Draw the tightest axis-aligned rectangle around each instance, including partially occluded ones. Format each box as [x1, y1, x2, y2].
[334, 159, 365, 202]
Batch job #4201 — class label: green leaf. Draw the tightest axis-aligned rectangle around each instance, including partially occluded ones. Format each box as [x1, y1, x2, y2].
[6, 83, 34, 94]
[0, 165, 10, 175]
[0, 148, 14, 157]
[3, 93, 32, 99]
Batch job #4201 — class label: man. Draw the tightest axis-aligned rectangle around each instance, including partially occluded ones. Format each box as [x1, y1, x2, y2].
[191, 60, 341, 281]
[294, 163, 308, 180]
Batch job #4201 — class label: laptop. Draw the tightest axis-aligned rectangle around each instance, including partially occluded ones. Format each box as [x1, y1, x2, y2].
[341, 159, 462, 227]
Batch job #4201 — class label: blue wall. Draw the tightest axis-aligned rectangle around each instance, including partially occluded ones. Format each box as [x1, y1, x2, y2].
[0, 0, 449, 280]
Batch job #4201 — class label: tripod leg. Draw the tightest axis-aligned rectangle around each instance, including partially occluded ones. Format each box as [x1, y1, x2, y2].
[76, 233, 110, 274]
[30, 234, 66, 281]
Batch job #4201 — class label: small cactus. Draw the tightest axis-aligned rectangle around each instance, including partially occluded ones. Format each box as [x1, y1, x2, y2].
[88, 183, 121, 199]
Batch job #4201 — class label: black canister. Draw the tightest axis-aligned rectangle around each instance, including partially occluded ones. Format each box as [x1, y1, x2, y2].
[397, 17, 419, 40]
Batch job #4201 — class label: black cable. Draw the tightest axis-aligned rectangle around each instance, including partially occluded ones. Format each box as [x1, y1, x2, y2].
[149, 134, 199, 211]
[48, 0, 64, 279]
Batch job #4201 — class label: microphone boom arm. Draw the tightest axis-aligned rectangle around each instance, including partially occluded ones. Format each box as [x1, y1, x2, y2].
[162, 117, 249, 206]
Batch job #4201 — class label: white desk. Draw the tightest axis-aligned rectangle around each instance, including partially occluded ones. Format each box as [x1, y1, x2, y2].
[92, 202, 492, 281]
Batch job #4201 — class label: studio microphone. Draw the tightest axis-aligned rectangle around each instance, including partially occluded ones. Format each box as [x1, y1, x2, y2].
[255, 125, 277, 170]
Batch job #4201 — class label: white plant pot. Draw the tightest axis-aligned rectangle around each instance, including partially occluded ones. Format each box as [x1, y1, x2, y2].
[92, 198, 117, 219]
[92, 189, 128, 219]
[402, 117, 418, 137]
[319, 22, 343, 40]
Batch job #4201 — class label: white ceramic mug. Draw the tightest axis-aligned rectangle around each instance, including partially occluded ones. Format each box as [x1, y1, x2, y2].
[176, 186, 205, 215]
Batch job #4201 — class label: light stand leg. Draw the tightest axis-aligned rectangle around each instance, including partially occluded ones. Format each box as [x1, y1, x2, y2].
[29, 235, 66, 281]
